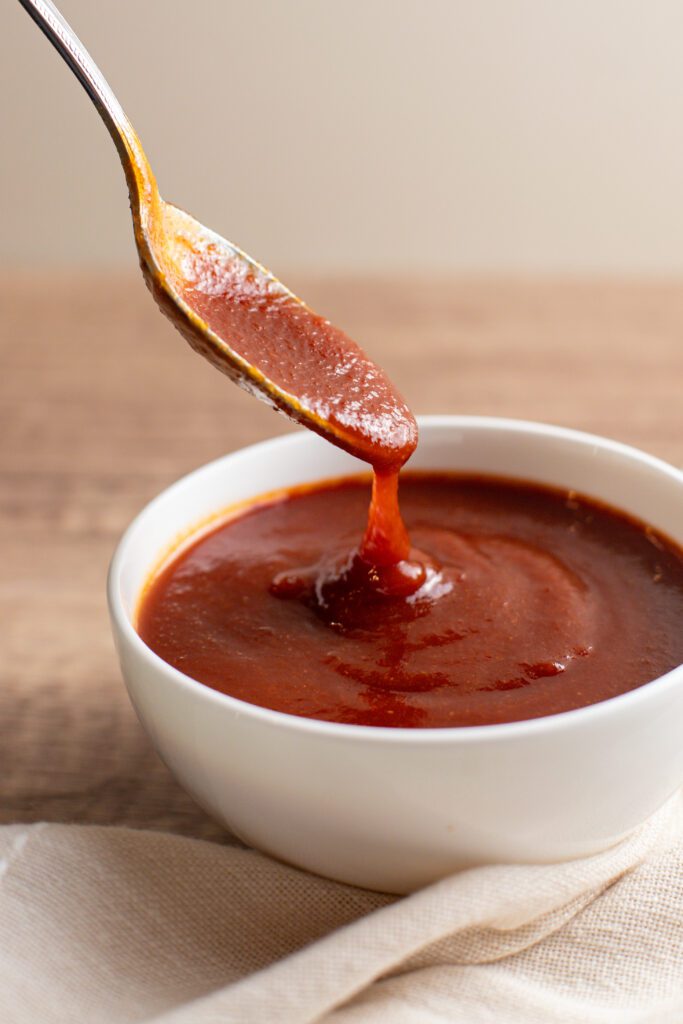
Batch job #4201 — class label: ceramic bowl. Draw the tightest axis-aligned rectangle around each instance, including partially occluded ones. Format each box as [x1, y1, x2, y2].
[108, 417, 683, 893]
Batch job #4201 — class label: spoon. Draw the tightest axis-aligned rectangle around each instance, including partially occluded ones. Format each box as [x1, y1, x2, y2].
[18, 0, 417, 474]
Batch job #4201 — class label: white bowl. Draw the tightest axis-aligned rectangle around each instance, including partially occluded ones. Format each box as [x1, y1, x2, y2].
[108, 417, 683, 893]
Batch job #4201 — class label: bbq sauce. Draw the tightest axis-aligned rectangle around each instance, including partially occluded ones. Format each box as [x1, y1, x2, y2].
[143, 218, 683, 728]
[159, 222, 418, 574]
[137, 474, 683, 728]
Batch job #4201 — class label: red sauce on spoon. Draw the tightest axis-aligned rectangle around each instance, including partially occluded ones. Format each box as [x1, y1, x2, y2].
[162, 227, 420, 584]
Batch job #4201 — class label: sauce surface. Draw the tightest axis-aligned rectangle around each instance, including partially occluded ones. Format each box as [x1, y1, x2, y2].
[137, 474, 683, 728]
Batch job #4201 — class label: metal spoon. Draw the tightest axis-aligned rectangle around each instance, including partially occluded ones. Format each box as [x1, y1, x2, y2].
[18, 0, 417, 470]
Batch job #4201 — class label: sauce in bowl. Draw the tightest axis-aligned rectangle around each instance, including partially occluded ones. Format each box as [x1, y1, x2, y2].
[137, 177, 683, 730]
[137, 473, 683, 727]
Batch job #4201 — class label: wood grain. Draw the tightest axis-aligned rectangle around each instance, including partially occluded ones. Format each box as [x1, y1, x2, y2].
[2, 271, 682, 839]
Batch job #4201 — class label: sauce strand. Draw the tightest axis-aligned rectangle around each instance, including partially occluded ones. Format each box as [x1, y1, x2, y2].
[157, 222, 419, 585]
[361, 469, 411, 566]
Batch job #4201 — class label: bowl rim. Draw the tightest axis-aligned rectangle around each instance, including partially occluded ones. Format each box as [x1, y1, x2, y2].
[108, 414, 683, 746]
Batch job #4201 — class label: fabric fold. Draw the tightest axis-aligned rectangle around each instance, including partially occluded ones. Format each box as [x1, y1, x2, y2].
[0, 794, 681, 1024]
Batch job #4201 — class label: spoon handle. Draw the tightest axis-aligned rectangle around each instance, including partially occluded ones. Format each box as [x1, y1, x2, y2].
[17, 0, 156, 206]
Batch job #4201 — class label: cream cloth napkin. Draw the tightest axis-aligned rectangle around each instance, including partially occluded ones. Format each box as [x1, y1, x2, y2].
[2, 795, 683, 1024]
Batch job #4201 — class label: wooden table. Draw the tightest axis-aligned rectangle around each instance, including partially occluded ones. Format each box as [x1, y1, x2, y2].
[2, 272, 682, 840]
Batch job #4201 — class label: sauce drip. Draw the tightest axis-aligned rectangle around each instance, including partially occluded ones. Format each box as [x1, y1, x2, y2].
[138, 475, 683, 728]
[155, 205, 418, 584]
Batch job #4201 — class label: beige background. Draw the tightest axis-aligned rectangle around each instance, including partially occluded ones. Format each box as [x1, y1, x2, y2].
[3, 0, 683, 273]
